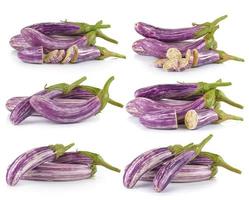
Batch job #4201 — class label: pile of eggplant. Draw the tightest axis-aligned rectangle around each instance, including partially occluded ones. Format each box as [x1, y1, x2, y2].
[10, 20, 125, 64]
[123, 135, 241, 192]
[126, 80, 243, 130]
[6, 76, 123, 124]
[133, 15, 244, 71]
[6, 143, 120, 186]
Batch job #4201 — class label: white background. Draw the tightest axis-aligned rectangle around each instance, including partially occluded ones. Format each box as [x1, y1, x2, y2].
[0, 0, 248, 199]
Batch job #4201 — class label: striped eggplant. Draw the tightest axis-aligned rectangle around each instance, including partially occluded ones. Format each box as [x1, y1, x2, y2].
[21, 28, 87, 51]
[17, 45, 125, 64]
[184, 108, 243, 129]
[21, 163, 96, 182]
[26, 20, 110, 36]
[140, 164, 217, 183]
[132, 36, 215, 59]
[29, 76, 115, 123]
[6, 143, 74, 186]
[127, 89, 216, 121]
[139, 109, 178, 129]
[153, 135, 212, 192]
[134, 81, 231, 100]
[9, 34, 32, 51]
[122, 142, 194, 189]
[134, 16, 227, 42]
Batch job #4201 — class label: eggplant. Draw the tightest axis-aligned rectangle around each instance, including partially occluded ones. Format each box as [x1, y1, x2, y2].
[17, 45, 125, 64]
[141, 164, 217, 183]
[21, 28, 87, 51]
[153, 135, 212, 192]
[6, 143, 74, 186]
[134, 16, 227, 42]
[134, 80, 231, 100]
[21, 163, 96, 182]
[184, 108, 243, 129]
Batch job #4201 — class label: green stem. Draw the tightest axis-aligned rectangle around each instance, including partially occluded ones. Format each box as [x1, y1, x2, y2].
[85, 31, 97, 45]
[79, 151, 120, 173]
[204, 89, 216, 108]
[195, 81, 231, 96]
[91, 165, 97, 176]
[215, 89, 243, 109]
[97, 76, 114, 112]
[79, 85, 123, 108]
[216, 50, 245, 63]
[51, 143, 75, 158]
[191, 134, 213, 154]
[46, 76, 87, 94]
[96, 46, 126, 60]
[203, 26, 219, 49]
[200, 152, 241, 174]
[96, 30, 118, 44]
[215, 109, 243, 123]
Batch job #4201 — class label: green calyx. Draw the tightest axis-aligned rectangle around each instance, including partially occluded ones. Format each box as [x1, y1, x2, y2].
[96, 46, 126, 60]
[91, 165, 97, 176]
[210, 165, 218, 178]
[215, 50, 245, 63]
[85, 31, 97, 45]
[200, 151, 242, 174]
[203, 89, 216, 108]
[194, 15, 228, 39]
[215, 108, 243, 124]
[215, 89, 243, 109]
[79, 151, 120, 173]
[71, 20, 111, 34]
[50, 143, 75, 158]
[170, 143, 194, 155]
[45, 76, 87, 94]
[195, 81, 232, 96]
[97, 76, 114, 112]
[188, 134, 213, 155]
[203, 26, 219, 49]
[79, 85, 123, 108]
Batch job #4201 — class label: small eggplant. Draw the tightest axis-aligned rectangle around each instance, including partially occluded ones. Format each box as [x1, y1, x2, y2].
[135, 16, 227, 42]
[134, 80, 231, 100]
[141, 164, 217, 183]
[6, 143, 74, 186]
[21, 163, 96, 182]
[153, 135, 212, 192]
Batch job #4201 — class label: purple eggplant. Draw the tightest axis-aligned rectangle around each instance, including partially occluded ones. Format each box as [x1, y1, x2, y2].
[17, 45, 125, 64]
[139, 109, 178, 129]
[21, 163, 96, 182]
[141, 164, 217, 183]
[184, 108, 243, 129]
[127, 89, 216, 121]
[135, 16, 227, 42]
[6, 143, 74, 186]
[132, 37, 214, 58]
[134, 81, 231, 100]
[21, 28, 87, 51]
[153, 135, 212, 192]
[29, 77, 115, 123]
[9, 34, 32, 51]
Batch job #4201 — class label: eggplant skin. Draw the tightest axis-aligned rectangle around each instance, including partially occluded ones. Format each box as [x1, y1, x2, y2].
[6, 147, 55, 186]
[123, 147, 173, 188]
[29, 95, 101, 123]
[9, 34, 31, 50]
[135, 22, 201, 42]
